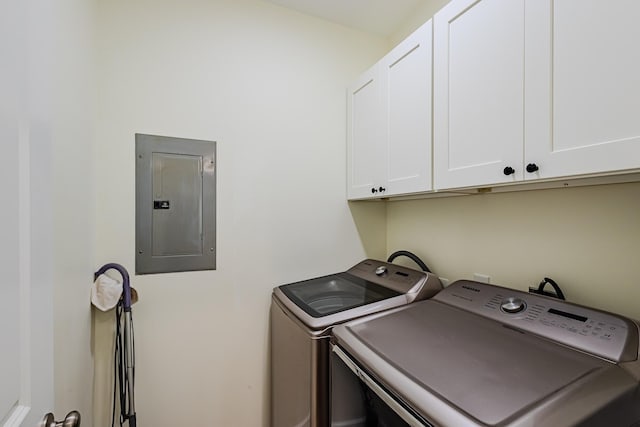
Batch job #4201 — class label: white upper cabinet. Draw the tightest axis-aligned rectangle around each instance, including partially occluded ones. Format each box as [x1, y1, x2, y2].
[381, 20, 433, 197]
[525, 0, 640, 180]
[434, 0, 640, 191]
[433, 0, 526, 189]
[347, 64, 384, 200]
[347, 21, 433, 200]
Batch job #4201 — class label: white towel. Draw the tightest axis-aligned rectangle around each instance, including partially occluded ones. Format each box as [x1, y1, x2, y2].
[91, 273, 123, 311]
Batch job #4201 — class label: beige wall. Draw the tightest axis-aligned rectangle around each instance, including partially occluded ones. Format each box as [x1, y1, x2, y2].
[390, 0, 450, 45]
[85, 0, 640, 424]
[92, 0, 388, 425]
[386, 182, 640, 320]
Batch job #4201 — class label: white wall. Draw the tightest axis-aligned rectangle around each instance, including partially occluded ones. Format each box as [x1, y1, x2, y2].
[93, 0, 389, 425]
[386, 182, 640, 320]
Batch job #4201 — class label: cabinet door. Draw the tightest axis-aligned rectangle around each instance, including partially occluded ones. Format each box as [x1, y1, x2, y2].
[380, 20, 433, 196]
[347, 64, 383, 200]
[434, 0, 525, 190]
[525, 0, 640, 179]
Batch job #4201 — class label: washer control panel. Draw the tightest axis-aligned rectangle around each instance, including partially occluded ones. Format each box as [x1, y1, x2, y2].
[433, 280, 639, 363]
[375, 266, 388, 276]
[350, 260, 424, 287]
[348, 259, 443, 303]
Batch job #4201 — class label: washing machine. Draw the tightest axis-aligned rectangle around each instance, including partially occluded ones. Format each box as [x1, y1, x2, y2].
[270, 259, 442, 427]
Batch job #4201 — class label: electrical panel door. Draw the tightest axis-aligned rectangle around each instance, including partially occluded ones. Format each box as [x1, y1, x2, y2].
[136, 134, 216, 274]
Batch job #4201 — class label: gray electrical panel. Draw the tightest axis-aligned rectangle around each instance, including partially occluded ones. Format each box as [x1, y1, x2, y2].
[135, 134, 216, 274]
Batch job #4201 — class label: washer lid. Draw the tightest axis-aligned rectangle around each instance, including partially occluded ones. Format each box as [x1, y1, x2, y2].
[273, 259, 440, 331]
[336, 300, 612, 425]
[278, 272, 401, 318]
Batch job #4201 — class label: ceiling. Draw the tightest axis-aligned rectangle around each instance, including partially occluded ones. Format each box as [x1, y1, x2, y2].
[262, 0, 429, 37]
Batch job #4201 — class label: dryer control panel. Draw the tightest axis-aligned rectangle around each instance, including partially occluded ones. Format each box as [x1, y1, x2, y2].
[433, 280, 639, 363]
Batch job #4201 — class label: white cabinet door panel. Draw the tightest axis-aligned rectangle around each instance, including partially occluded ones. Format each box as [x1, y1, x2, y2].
[347, 65, 383, 199]
[382, 20, 432, 195]
[525, 0, 640, 179]
[434, 0, 525, 189]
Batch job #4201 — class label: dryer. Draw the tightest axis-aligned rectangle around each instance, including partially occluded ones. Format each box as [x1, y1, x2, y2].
[332, 280, 640, 426]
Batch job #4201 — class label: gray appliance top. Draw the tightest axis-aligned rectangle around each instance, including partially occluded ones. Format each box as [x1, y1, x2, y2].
[273, 259, 442, 331]
[431, 280, 639, 362]
[333, 280, 640, 426]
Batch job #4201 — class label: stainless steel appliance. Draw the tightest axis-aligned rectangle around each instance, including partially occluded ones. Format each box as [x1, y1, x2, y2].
[332, 280, 640, 426]
[270, 259, 443, 427]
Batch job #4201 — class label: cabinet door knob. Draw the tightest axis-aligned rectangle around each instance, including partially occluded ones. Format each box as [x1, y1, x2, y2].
[371, 187, 378, 194]
[378, 186, 386, 192]
[503, 166, 515, 176]
[526, 163, 539, 173]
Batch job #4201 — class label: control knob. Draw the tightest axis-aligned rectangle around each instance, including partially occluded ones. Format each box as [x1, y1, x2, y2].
[501, 297, 526, 314]
[375, 266, 388, 276]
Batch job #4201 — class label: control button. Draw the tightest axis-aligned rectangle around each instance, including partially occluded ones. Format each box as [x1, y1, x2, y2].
[375, 266, 388, 276]
[500, 297, 526, 314]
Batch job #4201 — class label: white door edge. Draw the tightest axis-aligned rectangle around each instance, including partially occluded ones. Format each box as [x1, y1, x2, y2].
[2, 405, 30, 427]
[18, 121, 33, 422]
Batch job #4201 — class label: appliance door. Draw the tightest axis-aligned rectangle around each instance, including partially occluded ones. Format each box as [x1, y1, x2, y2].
[274, 272, 405, 330]
[332, 345, 428, 427]
[333, 300, 640, 427]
